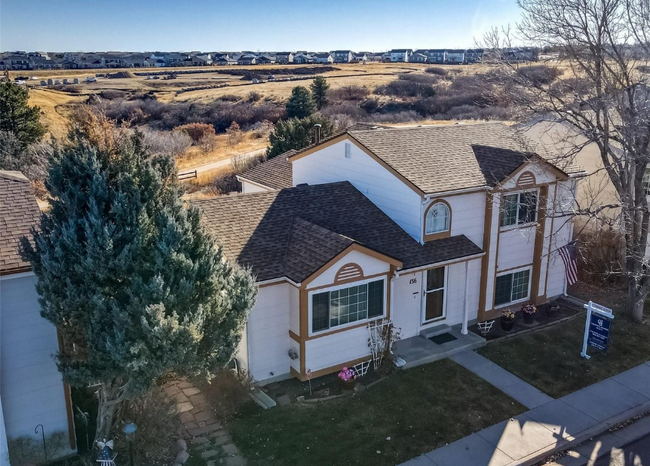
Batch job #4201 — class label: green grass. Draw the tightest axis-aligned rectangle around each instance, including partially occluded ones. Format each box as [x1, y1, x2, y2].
[478, 312, 650, 398]
[228, 359, 525, 466]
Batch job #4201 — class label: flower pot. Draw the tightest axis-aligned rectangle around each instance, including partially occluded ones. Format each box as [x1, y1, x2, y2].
[500, 317, 515, 332]
[340, 378, 356, 391]
[523, 313, 534, 324]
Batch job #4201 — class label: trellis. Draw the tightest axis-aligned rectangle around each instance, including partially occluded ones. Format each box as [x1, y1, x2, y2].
[367, 319, 394, 370]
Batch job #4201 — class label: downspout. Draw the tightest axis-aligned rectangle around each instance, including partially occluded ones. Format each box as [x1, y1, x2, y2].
[461, 260, 470, 335]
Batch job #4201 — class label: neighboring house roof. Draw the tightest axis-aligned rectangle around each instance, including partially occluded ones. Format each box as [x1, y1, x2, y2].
[238, 150, 295, 190]
[0, 171, 39, 275]
[195, 181, 483, 283]
[291, 123, 578, 195]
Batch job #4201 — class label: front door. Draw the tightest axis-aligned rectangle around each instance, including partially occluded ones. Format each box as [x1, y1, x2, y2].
[423, 267, 446, 323]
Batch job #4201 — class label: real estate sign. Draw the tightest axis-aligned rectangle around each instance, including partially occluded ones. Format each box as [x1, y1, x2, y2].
[581, 301, 614, 359]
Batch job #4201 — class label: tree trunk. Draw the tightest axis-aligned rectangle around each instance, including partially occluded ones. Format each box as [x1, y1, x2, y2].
[627, 275, 647, 323]
[95, 380, 126, 443]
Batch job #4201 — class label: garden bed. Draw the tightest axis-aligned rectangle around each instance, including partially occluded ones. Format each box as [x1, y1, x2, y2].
[228, 359, 525, 466]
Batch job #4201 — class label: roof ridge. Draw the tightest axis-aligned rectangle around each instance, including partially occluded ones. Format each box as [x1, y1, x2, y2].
[347, 121, 509, 134]
[0, 170, 29, 183]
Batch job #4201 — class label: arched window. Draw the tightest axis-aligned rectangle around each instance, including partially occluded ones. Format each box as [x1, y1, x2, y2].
[425, 202, 450, 235]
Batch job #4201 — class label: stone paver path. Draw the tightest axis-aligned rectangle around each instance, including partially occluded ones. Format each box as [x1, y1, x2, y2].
[450, 350, 554, 409]
[165, 379, 246, 466]
[401, 361, 650, 466]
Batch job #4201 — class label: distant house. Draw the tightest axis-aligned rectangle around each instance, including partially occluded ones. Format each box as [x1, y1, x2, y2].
[445, 49, 466, 64]
[216, 57, 237, 66]
[410, 52, 428, 63]
[293, 53, 315, 64]
[164, 53, 188, 67]
[276, 52, 294, 64]
[238, 54, 258, 65]
[352, 52, 368, 63]
[257, 55, 275, 65]
[191, 53, 213, 66]
[314, 52, 333, 64]
[465, 49, 484, 64]
[331, 50, 353, 63]
[427, 49, 446, 64]
[0, 171, 76, 462]
[389, 49, 413, 62]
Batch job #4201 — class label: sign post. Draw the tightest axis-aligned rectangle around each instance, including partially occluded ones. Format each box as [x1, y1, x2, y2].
[581, 301, 614, 359]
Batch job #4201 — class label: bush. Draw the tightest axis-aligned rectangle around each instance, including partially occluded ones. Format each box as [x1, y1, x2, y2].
[320, 102, 368, 120]
[578, 229, 625, 285]
[112, 390, 180, 466]
[247, 120, 274, 139]
[139, 128, 192, 158]
[175, 122, 216, 145]
[218, 94, 241, 102]
[8, 431, 71, 465]
[213, 154, 265, 194]
[425, 66, 448, 76]
[201, 370, 253, 421]
[329, 85, 370, 101]
[519, 65, 564, 85]
[247, 91, 262, 102]
[226, 121, 243, 146]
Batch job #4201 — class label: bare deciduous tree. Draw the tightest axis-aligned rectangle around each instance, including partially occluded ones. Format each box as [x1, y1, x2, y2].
[484, 0, 650, 322]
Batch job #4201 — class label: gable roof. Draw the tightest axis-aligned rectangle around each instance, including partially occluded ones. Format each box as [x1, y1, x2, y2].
[237, 151, 294, 190]
[195, 182, 483, 283]
[0, 171, 40, 275]
[291, 123, 577, 195]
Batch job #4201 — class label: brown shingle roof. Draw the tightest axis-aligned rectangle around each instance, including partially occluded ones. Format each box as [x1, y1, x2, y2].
[0, 171, 40, 275]
[238, 150, 295, 190]
[194, 181, 483, 282]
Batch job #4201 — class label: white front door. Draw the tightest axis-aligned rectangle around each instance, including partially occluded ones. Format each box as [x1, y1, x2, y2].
[422, 267, 447, 324]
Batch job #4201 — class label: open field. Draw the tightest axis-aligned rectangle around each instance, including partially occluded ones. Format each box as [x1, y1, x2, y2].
[28, 88, 86, 139]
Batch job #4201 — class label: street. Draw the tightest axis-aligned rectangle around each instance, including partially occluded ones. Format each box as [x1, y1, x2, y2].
[595, 433, 650, 466]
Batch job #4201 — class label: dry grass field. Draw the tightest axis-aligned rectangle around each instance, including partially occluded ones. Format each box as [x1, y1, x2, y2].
[28, 88, 86, 139]
[176, 133, 268, 170]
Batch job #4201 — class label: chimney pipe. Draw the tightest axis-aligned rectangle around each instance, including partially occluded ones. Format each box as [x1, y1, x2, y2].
[313, 124, 322, 144]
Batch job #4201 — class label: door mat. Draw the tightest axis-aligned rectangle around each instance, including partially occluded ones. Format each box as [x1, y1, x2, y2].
[429, 333, 458, 345]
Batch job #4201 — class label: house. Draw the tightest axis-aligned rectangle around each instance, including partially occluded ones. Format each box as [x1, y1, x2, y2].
[465, 49, 484, 64]
[352, 53, 368, 63]
[390, 49, 413, 62]
[238, 54, 258, 65]
[427, 49, 447, 64]
[216, 57, 237, 66]
[191, 53, 213, 66]
[199, 123, 583, 384]
[314, 52, 333, 64]
[0, 171, 76, 461]
[293, 53, 315, 64]
[445, 49, 466, 64]
[257, 55, 275, 65]
[410, 52, 428, 63]
[275, 52, 294, 64]
[331, 50, 353, 63]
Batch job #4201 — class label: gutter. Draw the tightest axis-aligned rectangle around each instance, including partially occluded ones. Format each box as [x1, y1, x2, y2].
[256, 276, 302, 288]
[424, 186, 491, 199]
[395, 252, 485, 277]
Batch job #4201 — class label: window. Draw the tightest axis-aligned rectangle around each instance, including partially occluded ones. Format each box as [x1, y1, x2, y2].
[311, 279, 385, 333]
[344, 142, 351, 158]
[425, 202, 450, 235]
[500, 191, 538, 227]
[494, 269, 531, 306]
[644, 170, 650, 196]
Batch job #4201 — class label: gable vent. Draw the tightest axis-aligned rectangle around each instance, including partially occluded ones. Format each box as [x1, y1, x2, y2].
[517, 171, 536, 188]
[334, 263, 363, 283]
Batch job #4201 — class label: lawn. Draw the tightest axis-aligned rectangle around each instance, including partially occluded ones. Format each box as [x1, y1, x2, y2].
[478, 304, 650, 398]
[228, 359, 525, 466]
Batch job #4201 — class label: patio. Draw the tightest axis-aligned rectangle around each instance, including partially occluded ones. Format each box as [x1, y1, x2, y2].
[393, 325, 485, 369]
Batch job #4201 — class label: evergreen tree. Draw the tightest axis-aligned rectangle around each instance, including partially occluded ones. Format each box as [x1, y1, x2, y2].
[21, 119, 257, 440]
[285, 86, 316, 119]
[267, 115, 334, 159]
[0, 82, 45, 147]
[310, 76, 330, 110]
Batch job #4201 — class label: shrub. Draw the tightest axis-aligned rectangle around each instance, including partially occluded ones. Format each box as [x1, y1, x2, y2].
[139, 127, 192, 158]
[425, 66, 448, 76]
[247, 120, 274, 139]
[320, 102, 368, 120]
[201, 370, 253, 421]
[112, 389, 180, 466]
[199, 133, 218, 152]
[8, 431, 70, 465]
[577, 228, 625, 285]
[247, 91, 262, 102]
[519, 65, 564, 85]
[226, 121, 243, 146]
[213, 154, 265, 194]
[329, 85, 370, 101]
[175, 122, 216, 145]
[218, 94, 241, 102]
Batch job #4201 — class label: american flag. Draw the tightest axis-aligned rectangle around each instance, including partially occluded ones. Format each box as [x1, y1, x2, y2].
[558, 242, 578, 285]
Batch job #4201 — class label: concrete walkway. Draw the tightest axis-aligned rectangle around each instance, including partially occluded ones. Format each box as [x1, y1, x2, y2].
[450, 351, 554, 409]
[401, 360, 650, 466]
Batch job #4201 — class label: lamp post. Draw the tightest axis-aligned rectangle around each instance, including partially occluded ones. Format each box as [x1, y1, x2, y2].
[122, 422, 137, 466]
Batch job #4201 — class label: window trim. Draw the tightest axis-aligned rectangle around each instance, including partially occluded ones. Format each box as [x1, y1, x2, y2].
[499, 189, 539, 231]
[421, 266, 448, 325]
[308, 277, 387, 336]
[423, 199, 452, 242]
[494, 266, 533, 309]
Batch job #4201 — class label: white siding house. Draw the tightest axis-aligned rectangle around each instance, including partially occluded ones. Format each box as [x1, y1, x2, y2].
[202, 123, 584, 384]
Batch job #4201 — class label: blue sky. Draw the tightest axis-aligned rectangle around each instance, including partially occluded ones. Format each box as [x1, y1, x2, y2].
[1, 0, 521, 52]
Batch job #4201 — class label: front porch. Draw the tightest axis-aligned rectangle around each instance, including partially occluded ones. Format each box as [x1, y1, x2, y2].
[393, 325, 486, 369]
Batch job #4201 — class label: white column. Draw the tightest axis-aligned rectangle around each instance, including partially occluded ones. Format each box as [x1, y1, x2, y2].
[461, 261, 470, 335]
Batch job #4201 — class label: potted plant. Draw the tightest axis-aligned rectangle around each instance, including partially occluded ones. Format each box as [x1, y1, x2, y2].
[338, 367, 357, 390]
[500, 309, 515, 331]
[521, 303, 537, 324]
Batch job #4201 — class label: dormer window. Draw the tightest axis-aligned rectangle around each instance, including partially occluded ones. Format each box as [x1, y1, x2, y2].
[424, 201, 451, 241]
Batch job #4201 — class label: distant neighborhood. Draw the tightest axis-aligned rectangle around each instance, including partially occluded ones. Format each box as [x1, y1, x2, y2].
[0, 47, 541, 70]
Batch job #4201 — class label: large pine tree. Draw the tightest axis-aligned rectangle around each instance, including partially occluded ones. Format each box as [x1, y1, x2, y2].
[21, 119, 257, 440]
[310, 76, 330, 110]
[0, 82, 45, 147]
[285, 86, 316, 119]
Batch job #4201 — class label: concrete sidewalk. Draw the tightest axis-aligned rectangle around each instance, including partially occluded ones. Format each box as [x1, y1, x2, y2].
[450, 351, 554, 409]
[401, 361, 650, 466]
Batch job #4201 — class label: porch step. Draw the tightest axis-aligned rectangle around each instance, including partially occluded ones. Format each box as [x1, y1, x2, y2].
[419, 324, 452, 339]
